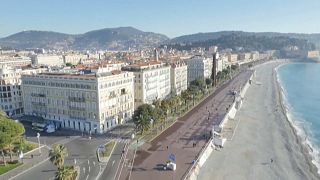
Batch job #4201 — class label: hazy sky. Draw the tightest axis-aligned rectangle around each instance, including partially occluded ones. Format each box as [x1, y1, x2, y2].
[1, 0, 320, 38]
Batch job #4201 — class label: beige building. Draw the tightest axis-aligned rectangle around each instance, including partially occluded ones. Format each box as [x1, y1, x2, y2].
[122, 61, 171, 108]
[0, 57, 31, 68]
[21, 69, 134, 134]
[238, 53, 251, 61]
[0, 65, 47, 117]
[227, 54, 238, 63]
[170, 61, 187, 96]
[63, 54, 89, 65]
[185, 56, 213, 83]
[31, 54, 64, 66]
[251, 51, 260, 61]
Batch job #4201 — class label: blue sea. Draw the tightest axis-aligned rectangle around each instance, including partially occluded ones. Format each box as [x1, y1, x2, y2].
[277, 62, 320, 173]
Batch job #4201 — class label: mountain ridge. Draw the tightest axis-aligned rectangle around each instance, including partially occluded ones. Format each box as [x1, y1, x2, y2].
[0, 27, 169, 50]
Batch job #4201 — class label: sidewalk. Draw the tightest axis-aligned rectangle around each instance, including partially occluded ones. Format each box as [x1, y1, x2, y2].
[0, 146, 50, 180]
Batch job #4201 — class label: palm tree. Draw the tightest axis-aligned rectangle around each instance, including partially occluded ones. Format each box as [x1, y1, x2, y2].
[135, 112, 151, 134]
[160, 99, 170, 116]
[49, 144, 68, 170]
[55, 165, 77, 180]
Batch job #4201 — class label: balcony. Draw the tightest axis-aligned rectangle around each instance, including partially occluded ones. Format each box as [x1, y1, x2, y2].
[69, 106, 86, 111]
[69, 115, 86, 121]
[31, 102, 46, 106]
[68, 96, 86, 102]
[31, 93, 46, 97]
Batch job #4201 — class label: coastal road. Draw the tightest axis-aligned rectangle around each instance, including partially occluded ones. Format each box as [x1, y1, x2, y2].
[99, 142, 128, 180]
[120, 70, 253, 180]
[13, 137, 104, 180]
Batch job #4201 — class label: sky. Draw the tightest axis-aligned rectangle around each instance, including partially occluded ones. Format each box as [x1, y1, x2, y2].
[1, 0, 320, 38]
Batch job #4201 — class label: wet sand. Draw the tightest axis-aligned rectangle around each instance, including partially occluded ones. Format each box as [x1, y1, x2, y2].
[198, 60, 319, 180]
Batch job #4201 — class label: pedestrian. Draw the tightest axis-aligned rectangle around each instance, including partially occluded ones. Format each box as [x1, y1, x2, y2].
[270, 158, 273, 163]
[166, 146, 169, 150]
[137, 139, 139, 144]
[31, 154, 33, 159]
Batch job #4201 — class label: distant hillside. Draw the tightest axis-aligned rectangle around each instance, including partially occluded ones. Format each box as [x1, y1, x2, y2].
[0, 27, 169, 50]
[164, 33, 316, 52]
[170, 31, 320, 49]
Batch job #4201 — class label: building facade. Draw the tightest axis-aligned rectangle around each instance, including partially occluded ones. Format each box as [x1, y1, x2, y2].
[122, 61, 171, 108]
[0, 57, 31, 68]
[170, 61, 187, 95]
[31, 54, 64, 66]
[21, 70, 134, 133]
[0, 65, 47, 117]
[185, 56, 213, 84]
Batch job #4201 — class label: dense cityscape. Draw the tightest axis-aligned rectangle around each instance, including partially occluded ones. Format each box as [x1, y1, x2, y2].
[1, 1, 320, 180]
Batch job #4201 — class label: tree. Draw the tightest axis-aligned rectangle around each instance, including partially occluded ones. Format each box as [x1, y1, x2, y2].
[49, 144, 68, 170]
[65, 63, 73, 67]
[132, 104, 154, 134]
[0, 112, 25, 163]
[55, 166, 77, 180]
[0, 132, 10, 165]
[231, 64, 238, 71]
[160, 99, 170, 116]
[205, 78, 212, 87]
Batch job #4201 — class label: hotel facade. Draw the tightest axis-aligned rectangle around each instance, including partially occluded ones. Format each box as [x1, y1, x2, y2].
[170, 61, 187, 95]
[21, 69, 134, 134]
[185, 56, 213, 84]
[0, 65, 47, 117]
[122, 61, 171, 108]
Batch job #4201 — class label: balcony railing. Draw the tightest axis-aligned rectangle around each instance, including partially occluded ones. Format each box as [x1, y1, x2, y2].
[68, 106, 86, 111]
[68, 97, 86, 102]
[31, 93, 46, 97]
[31, 102, 46, 106]
[69, 115, 86, 121]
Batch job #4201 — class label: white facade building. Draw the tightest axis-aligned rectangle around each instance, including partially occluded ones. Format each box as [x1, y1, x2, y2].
[21, 69, 134, 134]
[0, 65, 47, 117]
[122, 61, 171, 108]
[170, 61, 187, 95]
[185, 56, 213, 83]
[31, 54, 64, 66]
[63, 54, 89, 65]
[0, 57, 31, 68]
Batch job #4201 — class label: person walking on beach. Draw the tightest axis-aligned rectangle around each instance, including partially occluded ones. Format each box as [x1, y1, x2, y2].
[270, 158, 273, 164]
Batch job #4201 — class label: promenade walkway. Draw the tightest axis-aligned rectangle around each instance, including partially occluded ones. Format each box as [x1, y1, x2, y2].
[118, 70, 253, 180]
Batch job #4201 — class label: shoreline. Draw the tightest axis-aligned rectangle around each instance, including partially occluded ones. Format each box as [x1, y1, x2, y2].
[274, 60, 320, 178]
[197, 59, 320, 180]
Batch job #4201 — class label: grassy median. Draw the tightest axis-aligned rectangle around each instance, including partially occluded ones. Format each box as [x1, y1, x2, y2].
[0, 162, 22, 175]
[100, 141, 116, 158]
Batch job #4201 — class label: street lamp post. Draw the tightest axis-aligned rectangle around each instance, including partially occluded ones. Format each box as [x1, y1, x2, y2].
[36, 132, 41, 154]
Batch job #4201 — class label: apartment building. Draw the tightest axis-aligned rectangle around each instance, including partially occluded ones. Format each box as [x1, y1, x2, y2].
[227, 53, 238, 63]
[63, 54, 89, 65]
[0, 65, 47, 117]
[185, 56, 213, 83]
[0, 56, 31, 67]
[238, 53, 251, 61]
[122, 61, 171, 108]
[170, 61, 187, 95]
[31, 54, 64, 66]
[21, 69, 134, 134]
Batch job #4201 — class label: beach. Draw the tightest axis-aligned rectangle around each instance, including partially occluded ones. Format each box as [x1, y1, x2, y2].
[198, 60, 320, 180]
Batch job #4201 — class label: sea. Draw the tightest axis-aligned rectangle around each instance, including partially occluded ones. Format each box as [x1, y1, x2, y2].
[277, 62, 320, 173]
